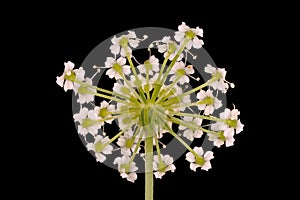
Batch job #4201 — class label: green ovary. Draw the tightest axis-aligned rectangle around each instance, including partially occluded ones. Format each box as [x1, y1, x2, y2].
[95, 142, 105, 153]
[125, 138, 134, 148]
[195, 155, 205, 166]
[64, 71, 76, 82]
[99, 108, 110, 118]
[227, 119, 237, 128]
[185, 30, 196, 39]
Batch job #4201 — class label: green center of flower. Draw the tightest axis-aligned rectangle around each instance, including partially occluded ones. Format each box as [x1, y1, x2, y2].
[176, 69, 186, 77]
[82, 118, 96, 128]
[95, 142, 105, 153]
[144, 61, 152, 71]
[195, 155, 205, 166]
[119, 37, 129, 47]
[113, 63, 123, 74]
[64, 71, 76, 82]
[78, 84, 93, 94]
[158, 161, 167, 172]
[120, 164, 130, 173]
[226, 119, 237, 128]
[185, 30, 196, 39]
[125, 138, 135, 148]
[199, 97, 214, 105]
[99, 108, 110, 118]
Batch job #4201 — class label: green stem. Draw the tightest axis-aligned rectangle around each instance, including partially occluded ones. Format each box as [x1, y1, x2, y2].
[145, 129, 153, 200]
[94, 93, 128, 104]
[167, 111, 226, 123]
[161, 74, 221, 106]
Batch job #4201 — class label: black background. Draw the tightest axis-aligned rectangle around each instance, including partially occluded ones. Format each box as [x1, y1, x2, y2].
[11, 3, 294, 199]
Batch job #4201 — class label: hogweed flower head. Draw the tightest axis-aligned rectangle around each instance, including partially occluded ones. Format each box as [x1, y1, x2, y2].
[56, 22, 244, 200]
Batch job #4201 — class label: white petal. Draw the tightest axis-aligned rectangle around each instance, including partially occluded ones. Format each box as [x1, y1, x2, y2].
[190, 163, 200, 171]
[105, 57, 116, 68]
[225, 137, 235, 147]
[110, 44, 120, 55]
[194, 130, 203, 138]
[197, 90, 206, 100]
[174, 31, 185, 42]
[137, 64, 146, 74]
[117, 57, 126, 66]
[204, 105, 214, 115]
[129, 39, 139, 48]
[106, 68, 116, 79]
[185, 40, 192, 50]
[178, 22, 189, 32]
[64, 61, 75, 72]
[194, 147, 204, 156]
[56, 75, 64, 87]
[186, 152, 195, 162]
[163, 155, 173, 165]
[122, 65, 131, 75]
[185, 65, 194, 74]
[236, 120, 244, 134]
[231, 109, 240, 120]
[154, 171, 165, 179]
[193, 38, 204, 49]
[224, 128, 234, 138]
[204, 151, 214, 160]
[204, 64, 216, 74]
[64, 80, 73, 91]
[103, 145, 113, 154]
[183, 130, 194, 141]
[214, 98, 222, 109]
[86, 143, 95, 151]
[127, 31, 137, 38]
[201, 161, 211, 171]
[126, 173, 137, 183]
[96, 153, 106, 163]
[158, 44, 167, 53]
[162, 36, 171, 43]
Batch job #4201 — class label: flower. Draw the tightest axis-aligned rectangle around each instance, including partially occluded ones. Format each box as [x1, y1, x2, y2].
[170, 61, 194, 85]
[56, 61, 81, 91]
[73, 77, 96, 104]
[179, 117, 203, 141]
[153, 154, 176, 179]
[157, 36, 183, 61]
[86, 135, 113, 162]
[204, 64, 229, 93]
[186, 147, 214, 171]
[117, 129, 140, 156]
[174, 22, 204, 49]
[137, 55, 159, 76]
[209, 122, 235, 147]
[196, 89, 222, 115]
[105, 57, 131, 79]
[219, 108, 244, 134]
[110, 31, 140, 57]
[94, 100, 115, 124]
[73, 107, 102, 136]
[114, 156, 138, 183]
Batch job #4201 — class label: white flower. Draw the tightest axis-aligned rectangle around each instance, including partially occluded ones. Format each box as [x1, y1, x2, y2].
[137, 55, 159, 76]
[56, 61, 79, 91]
[157, 36, 183, 61]
[110, 31, 140, 57]
[73, 78, 96, 104]
[94, 100, 115, 124]
[186, 147, 214, 171]
[179, 117, 203, 141]
[86, 135, 113, 163]
[117, 129, 140, 156]
[196, 89, 222, 115]
[219, 108, 244, 134]
[153, 154, 176, 179]
[204, 64, 229, 93]
[105, 57, 131, 79]
[210, 122, 235, 147]
[73, 107, 102, 136]
[170, 61, 194, 85]
[174, 22, 204, 49]
[114, 156, 138, 183]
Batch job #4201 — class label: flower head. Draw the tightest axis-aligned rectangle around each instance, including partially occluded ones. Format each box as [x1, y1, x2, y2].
[114, 156, 138, 183]
[186, 147, 214, 171]
[105, 57, 131, 79]
[196, 89, 222, 115]
[153, 154, 176, 179]
[73, 107, 102, 136]
[174, 22, 204, 49]
[56, 61, 83, 91]
[86, 135, 113, 162]
[110, 31, 141, 57]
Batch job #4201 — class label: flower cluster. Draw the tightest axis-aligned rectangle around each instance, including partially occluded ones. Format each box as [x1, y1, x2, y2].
[56, 22, 244, 183]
